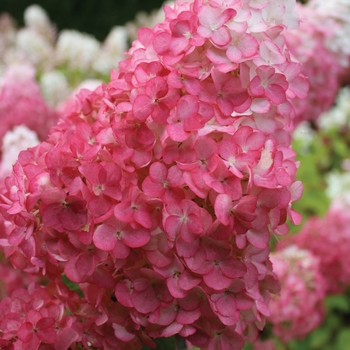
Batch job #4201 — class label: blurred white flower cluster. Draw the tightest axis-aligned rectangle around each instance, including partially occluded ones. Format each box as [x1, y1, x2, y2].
[0, 125, 39, 178]
[317, 87, 350, 131]
[326, 171, 350, 208]
[318, 87, 350, 209]
[0, 4, 129, 107]
[55, 26, 128, 76]
[308, 0, 350, 68]
[0, 4, 130, 180]
[292, 121, 316, 150]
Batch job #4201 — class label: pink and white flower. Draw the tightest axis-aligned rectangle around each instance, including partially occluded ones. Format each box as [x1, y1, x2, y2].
[0, 0, 307, 349]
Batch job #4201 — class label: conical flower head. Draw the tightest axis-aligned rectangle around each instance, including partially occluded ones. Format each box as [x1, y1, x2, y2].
[0, 1, 307, 349]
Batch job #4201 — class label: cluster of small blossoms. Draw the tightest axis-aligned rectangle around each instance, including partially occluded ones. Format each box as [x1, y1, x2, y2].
[0, 5, 128, 108]
[284, 3, 343, 127]
[308, 0, 350, 73]
[286, 202, 350, 295]
[326, 171, 350, 206]
[0, 5, 56, 73]
[0, 63, 58, 149]
[0, 0, 307, 348]
[0, 261, 158, 349]
[0, 258, 38, 300]
[40, 70, 71, 108]
[0, 282, 87, 350]
[0, 125, 40, 179]
[55, 26, 128, 76]
[318, 86, 350, 132]
[267, 245, 325, 342]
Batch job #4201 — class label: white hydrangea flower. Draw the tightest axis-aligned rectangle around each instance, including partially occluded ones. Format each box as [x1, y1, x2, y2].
[0, 125, 40, 178]
[308, 0, 350, 66]
[309, 0, 350, 24]
[326, 171, 350, 201]
[317, 87, 350, 130]
[262, 0, 299, 29]
[292, 121, 316, 149]
[24, 5, 51, 33]
[14, 28, 54, 68]
[40, 70, 70, 107]
[103, 26, 128, 56]
[24, 5, 56, 44]
[56, 30, 101, 71]
[93, 26, 128, 75]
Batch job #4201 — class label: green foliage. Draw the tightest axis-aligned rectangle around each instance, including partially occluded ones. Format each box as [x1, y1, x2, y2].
[55, 65, 110, 87]
[289, 122, 350, 235]
[326, 295, 350, 313]
[292, 134, 331, 225]
[336, 330, 350, 350]
[61, 274, 84, 298]
[142, 337, 176, 350]
[243, 342, 253, 350]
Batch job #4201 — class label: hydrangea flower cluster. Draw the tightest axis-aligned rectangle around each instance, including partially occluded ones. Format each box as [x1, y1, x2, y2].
[0, 258, 38, 300]
[318, 86, 350, 132]
[55, 27, 128, 76]
[268, 245, 325, 342]
[284, 3, 343, 127]
[0, 282, 85, 350]
[0, 0, 307, 348]
[308, 0, 350, 72]
[0, 4, 128, 77]
[0, 64, 58, 149]
[286, 203, 350, 295]
[0, 125, 40, 179]
[0, 5, 128, 109]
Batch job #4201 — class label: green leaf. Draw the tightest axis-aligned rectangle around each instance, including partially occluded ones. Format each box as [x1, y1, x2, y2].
[310, 327, 331, 349]
[142, 337, 176, 350]
[288, 334, 311, 350]
[61, 274, 84, 298]
[336, 329, 350, 350]
[325, 295, 350, 313]
[242, 342, 253, 350]
[326, 314, 342, 331]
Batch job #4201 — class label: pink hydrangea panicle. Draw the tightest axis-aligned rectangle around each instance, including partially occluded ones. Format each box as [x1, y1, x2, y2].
[0, 0, 307, 349]
[285, 3, 343, 126]
[285, 203, 350, 295]
[0, 282, 80, 349]
[0, 64, 58, 146]
[268, 245, 326, 342]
